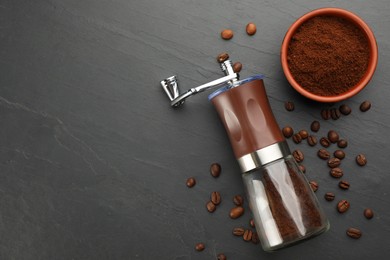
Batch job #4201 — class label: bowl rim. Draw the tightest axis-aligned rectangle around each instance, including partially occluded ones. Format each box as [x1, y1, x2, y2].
[281, 7, 378, 103]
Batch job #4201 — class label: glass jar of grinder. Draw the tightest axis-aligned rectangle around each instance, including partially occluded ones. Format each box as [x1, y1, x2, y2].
[160, 60, 329, 251]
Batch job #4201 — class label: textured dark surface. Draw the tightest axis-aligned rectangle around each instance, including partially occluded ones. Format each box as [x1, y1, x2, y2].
[1, 0, 390, 259]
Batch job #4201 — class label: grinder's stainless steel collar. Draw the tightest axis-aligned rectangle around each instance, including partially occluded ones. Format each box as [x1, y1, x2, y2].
[160, 60, 239, 108]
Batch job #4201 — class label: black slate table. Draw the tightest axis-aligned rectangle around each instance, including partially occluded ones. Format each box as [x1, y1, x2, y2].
[1, 0, 390, 259]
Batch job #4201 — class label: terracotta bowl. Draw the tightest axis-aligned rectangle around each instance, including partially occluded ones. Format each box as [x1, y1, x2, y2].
[281, 8, 378, 103]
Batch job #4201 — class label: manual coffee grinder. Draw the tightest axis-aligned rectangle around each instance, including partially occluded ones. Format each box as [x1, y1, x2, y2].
[160, 60, 329, 251]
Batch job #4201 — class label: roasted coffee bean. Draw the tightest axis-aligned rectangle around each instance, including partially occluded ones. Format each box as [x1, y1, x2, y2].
[309, 181, 318, 192]
[249, 219, 255, 228]
[217, 253, 227, 260]
[324, 192, 335, 201]
[307, 135, 317, 146]
[364, 208, 374, 219]
[299, 164, 306, 173]
[318, 149, 330, 160]
[339, 104, 352, 115]
[292, 133, 302, 144]
[346, 228, 362, 239]
[328, 158, 341, 168]
[232, 62, 242, 73]
[243, 229, 253, 242]
[282, 126, 294, 138]
[233, 195, 244, 206]
[293, 149, 304, 163]
[331, 108, 341, 120]
[195, 242, 205, 251]
[360, 100, 371, 112]
[337, 199, 350, 213]
[210, 163, 221, 177]
[221, 29, 233, 40]
[251, 232, 259, 244]
[334, 150, 346, 160]
[232, 227, 245, 236]
[356, 154, 367, 166]
[330, 167, 343, 178]
[229, 206, 244, 219]
[337, 139, 348, 148]
[320, 137, 331, 148]
[299, 130, 309, 139]
[211, 191, 221, 205]
[217, 52, 229, 63]
[246, 22, 257, 35]
[328, 130, 339, 143]
[310, 120, 320, 132]
[186, 177, 196, 188]
[321, 109, 331, 120]
[285, 101, 295, 111]
[339, 180, 350, 190]
[206, 201, 216, 213]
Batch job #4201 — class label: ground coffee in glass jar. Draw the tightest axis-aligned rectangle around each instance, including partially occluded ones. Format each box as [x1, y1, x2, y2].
[287, 16, 370, 96]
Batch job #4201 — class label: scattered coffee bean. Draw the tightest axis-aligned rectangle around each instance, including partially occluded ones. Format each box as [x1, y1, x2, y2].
[320, 137, 331, 148]
[217, 52, 229, 63]
[321, 109, 331, 120]
[195, 242, 205, 251]
[310, 120, 320, 132]
[299, 130, 309, 139]
[211, 191, 221, 205]
[285, 101, 295, 111]
[330, 167, 343, 178]
[206, 201, 216, 213]
[334, 150, 346, 160]
[293, 149, 304, 163]
[307, 135, 317, 146]
[324, 192, 335, 201]
[364, 208, 374, 219]
[337, 199, 350, 213]
[360, 100, 371, 112]
[229, 206, 244, 219]
[318, 149, 330, 160]
[339, 180, 350, 190]
[298, 164, 306, 173]
[346, 228, 362, 239]
[232, 62, 242, 73]
[309, 181, 318, 192]
[328, 158, 341, 168]
[292, 133, 302, 144]
[232, 227, 245, 236]
[246, 22, 257, 35]
[339, 104, 352, 115]
[282, 126, 294, 138]
[186, 177, 196, 188]
[337, 139, 348, 148]
[356, 154, 367, 166]
[233, 195, 244, 206]
[251, 232, 259, 244]
[243, 229, 253, 242]
[210, 163, 221, 177]
[331, 108, 341, 120]
[221, 29, 234, 40]
[249, 219, 255, 228]
[328, 130, 339, 143]
[217, 253, 227, 260]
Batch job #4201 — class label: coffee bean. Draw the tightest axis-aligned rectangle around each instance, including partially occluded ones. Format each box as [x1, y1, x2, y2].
[210, 163, 221, 177]
[217, 52, 229, 63]
[211, 191, 221, 205]
[217, 253, 227, 260]
[298, 164, 306, 173]
[251, 232, 259, 244]
[307, 135, 317, 146]
[186, 177, 196, 188]
[356, 154, 367, 166]
[360, 100, 371, 112]
[233, 195, 244, 206]
[221, 29, 233, 40]
[327, 130, 339, 143]
[293, 149, 304, 163]
[330, 167, 343, 178]
[320, 137, 331, 148]
[246, 22, 257, 35]
[282, 126, 294, 138]
[364, 208, 374, 219]
[337, 139, 348, 148]
[285, 101, 295, 111]
[299, 130, 309, 139]
[318, 149, 330, 160]
[229, 206, 244, 219]
[331, 108, 341, 120]
[309, 181, 318, 192]
[324, 192, 335, 201]
[339, 104, 351, 115]
[346, 228, 362, 239]
[206, 201, 216, 213]
[328, 158, 341, 168]
[232, 62, 242, 73]
[310, 120, 320, 132]
[321, 109, 331, 120]
[334, 150, 346, 160]
[195, 242, 205, 251]
[249, 219, 255, 228]
[337, 199, 350, 213]
[232, 227, 245, 236]
[339, 180, 350, 190]
[243, 229, 253, 242]
[292, 133, 302, 144]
